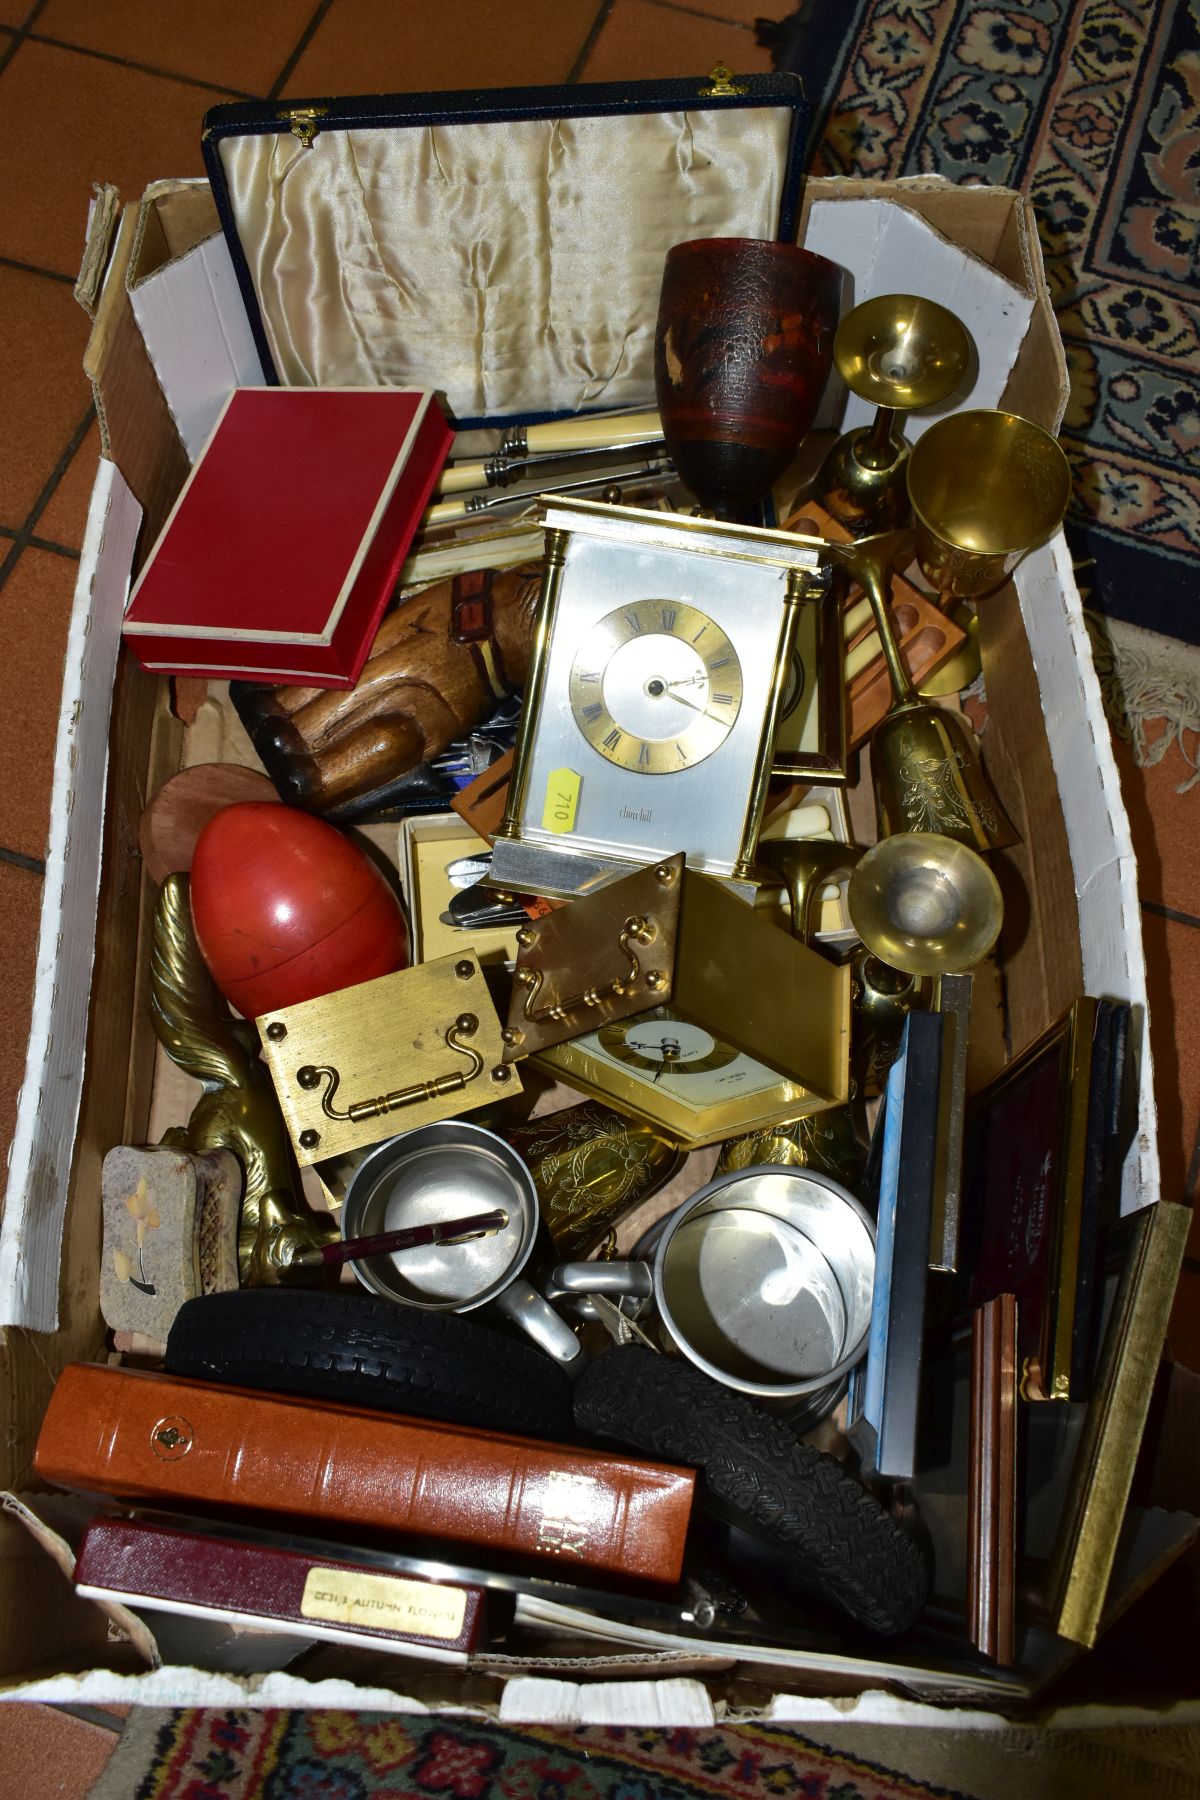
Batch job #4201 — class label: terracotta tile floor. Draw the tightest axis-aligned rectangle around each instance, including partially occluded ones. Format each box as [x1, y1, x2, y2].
[0, 0, 1196, 1770]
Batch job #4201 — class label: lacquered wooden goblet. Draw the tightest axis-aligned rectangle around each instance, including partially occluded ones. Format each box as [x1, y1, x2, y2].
[654, 237, 841, 519]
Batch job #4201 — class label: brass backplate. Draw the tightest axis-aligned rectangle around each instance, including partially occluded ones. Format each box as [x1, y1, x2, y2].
[672, 869, 851, 1104]
[258, 952, 519, 1164]
[502, 855, 684, 1060]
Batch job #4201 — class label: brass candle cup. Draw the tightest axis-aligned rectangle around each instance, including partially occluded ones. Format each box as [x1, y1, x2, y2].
[813, 295, 972, 536]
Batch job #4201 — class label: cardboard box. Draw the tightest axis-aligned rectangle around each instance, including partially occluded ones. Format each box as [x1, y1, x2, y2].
[0, 174, 1190, 1724]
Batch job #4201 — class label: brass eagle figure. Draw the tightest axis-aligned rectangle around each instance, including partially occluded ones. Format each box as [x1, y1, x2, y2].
[149, 872, 336, 1284]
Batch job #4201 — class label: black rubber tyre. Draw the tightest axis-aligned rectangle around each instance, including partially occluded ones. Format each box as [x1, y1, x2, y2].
[573, 1346, 930, 1637]
[165, 1289, 575, 1440]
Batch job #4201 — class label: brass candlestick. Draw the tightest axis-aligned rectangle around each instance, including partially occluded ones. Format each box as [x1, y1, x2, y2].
[813, 295, 972, 537]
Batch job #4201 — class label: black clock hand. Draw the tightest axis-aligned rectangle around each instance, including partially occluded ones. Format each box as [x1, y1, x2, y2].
[661, 682, 717, 720]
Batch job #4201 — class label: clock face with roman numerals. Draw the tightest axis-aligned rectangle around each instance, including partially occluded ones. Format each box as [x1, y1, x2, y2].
[567, 600, 743, 774]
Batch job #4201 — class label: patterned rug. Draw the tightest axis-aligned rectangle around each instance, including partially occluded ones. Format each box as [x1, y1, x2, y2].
[800, 0, 1200, 645]
[88, 1710, 983, 1800]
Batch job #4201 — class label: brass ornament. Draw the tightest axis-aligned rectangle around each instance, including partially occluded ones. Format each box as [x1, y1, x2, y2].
[506, 1100, 686, 1261]
[757, 835, 935, 1101]
[850, 949, 934, 1100]
[791, 528, 1019, 851]
[149, 872, 336, 1285]
[757, 838, 863, 941]
[714, 1108, 866, 1189]
[258, 952, 518, 1163]
[812, 295, 972, 536]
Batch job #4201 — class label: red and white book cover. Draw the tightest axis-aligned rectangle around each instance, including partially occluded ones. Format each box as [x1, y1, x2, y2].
[75, 1516, 485, 1664]
[122, 387, 452, 687]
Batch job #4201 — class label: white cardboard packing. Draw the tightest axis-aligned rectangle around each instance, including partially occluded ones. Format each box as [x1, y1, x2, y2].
[1014, 537, 1158, 1218]
[127, 183, 265, 460]
[804, 197, 1035, 435]
[0, 462, 142, 1330]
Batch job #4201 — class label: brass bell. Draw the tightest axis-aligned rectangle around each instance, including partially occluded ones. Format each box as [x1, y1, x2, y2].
[812, 295, 972, 537]
[846, 831, 1003, 976]
[821, 531, 1021, 852]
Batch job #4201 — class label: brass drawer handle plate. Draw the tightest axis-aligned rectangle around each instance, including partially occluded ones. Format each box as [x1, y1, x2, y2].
[515, 915, 663, 1027]
[296, 1015, 485, 1123]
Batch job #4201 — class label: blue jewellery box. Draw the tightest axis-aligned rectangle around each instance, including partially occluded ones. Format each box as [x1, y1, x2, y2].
[200, 71, 809, 434]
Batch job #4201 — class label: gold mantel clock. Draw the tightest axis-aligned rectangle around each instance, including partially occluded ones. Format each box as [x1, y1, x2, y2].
[487, 498, 833, 900]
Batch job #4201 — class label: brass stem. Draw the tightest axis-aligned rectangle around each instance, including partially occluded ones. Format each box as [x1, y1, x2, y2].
[850, 544, 918, 707]
[733, 567, 809, 879]
[857, 406, 899, 471]
[495, 526, 566, 842]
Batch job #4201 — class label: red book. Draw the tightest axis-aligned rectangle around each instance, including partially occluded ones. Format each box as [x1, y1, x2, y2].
[75, 1516, 485, 1664]
[34, 1365, 694, 1585]
[122, 388, 452, 687]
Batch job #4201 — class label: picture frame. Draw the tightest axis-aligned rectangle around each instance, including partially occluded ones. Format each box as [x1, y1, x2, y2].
[963, 996, 1123, 1402]
[855, 1009, 944, 1481]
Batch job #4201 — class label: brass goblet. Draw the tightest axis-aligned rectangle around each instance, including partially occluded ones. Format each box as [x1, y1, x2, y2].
[907, 408, 1072, 697]
[847, 832, 1003, 977]
[812, 295, 972, 536]
[654, 237, 841, 520]
[756, 836, 934, 1106]
[908, 408, 1073, 598]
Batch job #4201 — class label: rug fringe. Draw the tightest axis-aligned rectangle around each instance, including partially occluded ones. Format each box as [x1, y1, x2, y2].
[1084, 612, 1200, 794]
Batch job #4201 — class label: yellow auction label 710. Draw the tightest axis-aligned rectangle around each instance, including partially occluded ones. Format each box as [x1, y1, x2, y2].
[542, 767, 581, 834]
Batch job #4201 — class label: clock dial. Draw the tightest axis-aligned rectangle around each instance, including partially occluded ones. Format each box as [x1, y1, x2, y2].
[568, 600, 743, 774]
[598, 1012, 739, 1077]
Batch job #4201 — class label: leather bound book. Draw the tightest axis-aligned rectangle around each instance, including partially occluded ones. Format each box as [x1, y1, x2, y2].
[34, 1365, 694, 1584]
[75, 1516, 485, 1664]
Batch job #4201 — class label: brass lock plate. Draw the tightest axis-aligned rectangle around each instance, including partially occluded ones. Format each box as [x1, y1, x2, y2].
[501, 854, 683, 1060]
[258, 952, 519, 1163]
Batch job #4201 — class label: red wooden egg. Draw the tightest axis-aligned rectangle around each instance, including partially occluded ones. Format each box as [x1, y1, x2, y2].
[190, 803, 408, 1018]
